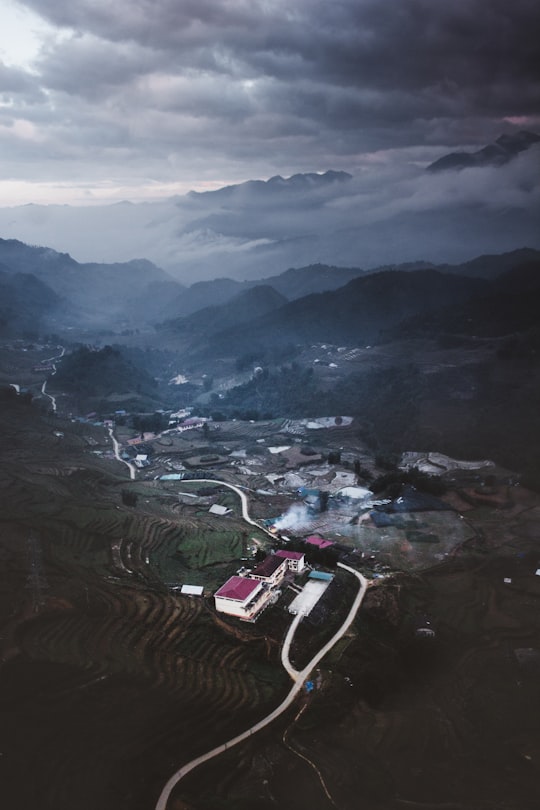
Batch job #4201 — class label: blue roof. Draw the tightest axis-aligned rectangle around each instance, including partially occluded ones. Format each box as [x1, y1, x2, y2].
[309, 570, 334, 581]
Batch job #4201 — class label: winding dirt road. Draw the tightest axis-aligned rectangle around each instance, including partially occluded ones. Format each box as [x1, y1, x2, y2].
[107, 426, 137, 480]
[40, 346, 65, 412]
[184, 477, 277, 537]
[154, 494, 368, 810]
[38, 345, 136, 480]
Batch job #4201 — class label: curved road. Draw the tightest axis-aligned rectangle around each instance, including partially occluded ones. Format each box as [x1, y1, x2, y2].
[38, 345, 137, 481]
[108, 426, 137, 480]
[281, 610, 304, 679]
[155, 540, 367, 810]
[40, 346, 65, 412]
[184, 477, 277, 538]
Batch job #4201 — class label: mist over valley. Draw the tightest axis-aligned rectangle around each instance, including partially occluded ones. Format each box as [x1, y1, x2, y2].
[1, 135, 539, 281]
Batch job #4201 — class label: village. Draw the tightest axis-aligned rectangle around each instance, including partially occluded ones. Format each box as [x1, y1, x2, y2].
[64, 398, 539, 628]
[3, 337, 540, 810]
[4, 340, 538, 627]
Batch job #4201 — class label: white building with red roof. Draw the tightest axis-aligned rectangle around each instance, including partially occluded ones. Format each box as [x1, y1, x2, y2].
[214, 575, 273, 620]
[275, 549, 306, 572]
[249, 554, 288, 585]
[214, 549, 306, 621]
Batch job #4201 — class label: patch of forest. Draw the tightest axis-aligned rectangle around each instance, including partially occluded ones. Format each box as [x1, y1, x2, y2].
[203, 355, 540, 484]
[54, 345, 156, 397]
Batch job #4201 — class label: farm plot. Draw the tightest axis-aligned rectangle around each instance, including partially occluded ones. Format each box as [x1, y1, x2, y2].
[150, 526, 246, 588]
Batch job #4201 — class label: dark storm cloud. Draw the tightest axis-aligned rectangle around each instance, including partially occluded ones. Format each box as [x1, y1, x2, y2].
[20, 0, 540, 144]
[2, 0, 539, 206]
[33, 35, 156, 99]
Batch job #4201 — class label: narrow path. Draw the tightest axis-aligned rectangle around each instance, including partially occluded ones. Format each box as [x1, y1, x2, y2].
[40, 346, 65, 412]
[283, 704, 339, 808]
[108, 426, 137, 480]
[155, 561, 368, 810]
[182, 477, 276, 537]
[38, 345, 137, 481]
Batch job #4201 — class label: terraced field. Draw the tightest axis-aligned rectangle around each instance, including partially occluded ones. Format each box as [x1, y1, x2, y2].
[3, 380, 540, 810]
[175, 549, 540, 810]
[0, 397, 287, 810]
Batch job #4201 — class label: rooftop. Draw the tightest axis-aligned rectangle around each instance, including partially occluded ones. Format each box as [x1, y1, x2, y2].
[275, 550, 305, 561]
[209, 504, 231, 516]
[215, 576, 261, 602]
[309, 570, 334, 581]
[305, 535, 335, 549]
[181, 584, 204, 596]
[251, 554, 287, 578]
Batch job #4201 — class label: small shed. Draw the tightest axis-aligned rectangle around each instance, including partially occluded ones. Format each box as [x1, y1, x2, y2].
[181, 585, 204, 597]
[209, 504, 231, 516]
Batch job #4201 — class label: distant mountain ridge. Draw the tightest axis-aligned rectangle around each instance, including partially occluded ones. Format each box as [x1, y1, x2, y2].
[1, 236, 539, 339]
[0, 269, 62, 336]
[160, 284, 288, 337]
[427, 130, 540, 172]
[160, 263, 366, 319]
[190, 269, 491, 355]
[438, 248, 540, 279]
[1, 148, 539, 280]
[175, 249, 540, 356]
[187, 170, 352, 200]
[0, 238, 183, 326]
[161, 249, 540, 324]
[392, 260, 540, 340]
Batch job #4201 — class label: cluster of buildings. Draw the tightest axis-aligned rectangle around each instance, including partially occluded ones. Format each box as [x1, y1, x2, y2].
[214, 549, 306, 621]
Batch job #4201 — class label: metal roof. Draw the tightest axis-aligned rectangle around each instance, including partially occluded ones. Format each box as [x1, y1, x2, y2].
[309, 570, 334, 581]
[215, 576, 261, 602]
[305, 535, 335, 549]
[275, 550, 305, 560]
[181, 585, 204, 596]
[251, 554, 287, 578]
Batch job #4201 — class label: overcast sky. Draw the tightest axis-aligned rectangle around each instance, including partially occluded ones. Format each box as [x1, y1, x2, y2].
[0, 0, 539, 205]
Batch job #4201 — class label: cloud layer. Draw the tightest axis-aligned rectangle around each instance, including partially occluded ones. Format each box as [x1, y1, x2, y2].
[1, 0, 539, 202]
[1, 144, 538, 280]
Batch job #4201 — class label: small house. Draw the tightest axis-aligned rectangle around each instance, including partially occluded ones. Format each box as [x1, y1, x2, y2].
[305, 535, 335, 550]
[250, 554, 288, 585]
[275, 549, 306, 572]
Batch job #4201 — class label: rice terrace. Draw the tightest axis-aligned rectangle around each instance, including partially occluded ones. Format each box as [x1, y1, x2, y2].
[1, 326, 540, 810]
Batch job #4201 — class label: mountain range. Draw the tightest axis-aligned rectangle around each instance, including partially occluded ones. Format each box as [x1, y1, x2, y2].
[0, 238, 181, 328]
[427, 130, 540, 172]
[0, 268, 62, 337]
[157, 248, 540, 359]
[0, 238, 371, 330]
[0, 132, 538, 281]
[172, 269, 487, 356]
[1, 235, 539, 341]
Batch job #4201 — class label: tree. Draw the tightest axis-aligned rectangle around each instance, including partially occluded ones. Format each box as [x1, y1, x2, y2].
[121, 490, 138, 507]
